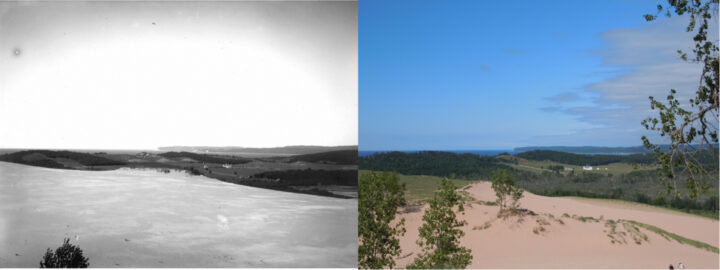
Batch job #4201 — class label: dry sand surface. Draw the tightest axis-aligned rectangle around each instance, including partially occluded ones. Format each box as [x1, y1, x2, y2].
[0, 162, 357, 267]
[395, 181, 719, 269]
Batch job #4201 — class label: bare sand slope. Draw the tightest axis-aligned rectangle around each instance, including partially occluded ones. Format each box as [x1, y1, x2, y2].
[0, 162, 357, 268]
[395, 182, 719, 269]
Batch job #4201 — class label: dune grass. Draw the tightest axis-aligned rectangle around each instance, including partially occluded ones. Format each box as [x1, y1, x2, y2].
[624, 219, 719, 253]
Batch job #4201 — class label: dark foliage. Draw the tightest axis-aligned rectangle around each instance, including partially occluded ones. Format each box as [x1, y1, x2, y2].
[0, 150, 126, 168]
[182, 166, 203, 175]
[358, 172, 406, 269]
[642, 0, 718, 200]
[547, 165, 565, 173]
[289, 149, 358, 165]
[522, 169, 719, 215]
[359, 151, 514, 179]
[39, 238, 89, 268]
[514, 145, 668, 154]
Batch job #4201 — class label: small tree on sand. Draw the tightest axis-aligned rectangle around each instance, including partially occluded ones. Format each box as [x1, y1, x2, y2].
[491, 169, 523, 212]
[39, 238, 89, 268]
[358, 171, 406, 269]
[408, 178, 472, 269]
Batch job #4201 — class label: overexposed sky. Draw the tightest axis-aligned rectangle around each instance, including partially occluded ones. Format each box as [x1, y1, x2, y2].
[0, 1, 357, 150]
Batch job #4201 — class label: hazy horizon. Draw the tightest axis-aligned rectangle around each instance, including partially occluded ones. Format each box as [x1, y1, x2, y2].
[0, 1, 358, 150]
[0, 144, 359, 151]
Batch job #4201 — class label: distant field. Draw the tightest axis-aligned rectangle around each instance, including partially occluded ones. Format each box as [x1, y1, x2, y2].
[360, 170, 476, 204]
[497, 155, 657, 176]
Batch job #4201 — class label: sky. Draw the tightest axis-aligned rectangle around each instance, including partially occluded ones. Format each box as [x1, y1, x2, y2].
[359, 0, 717, 150]
[0, 1, 357, 150]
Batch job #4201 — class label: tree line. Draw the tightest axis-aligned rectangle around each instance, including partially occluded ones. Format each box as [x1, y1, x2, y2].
[0, 150, 126, 168]
[359, 151, 515, 179]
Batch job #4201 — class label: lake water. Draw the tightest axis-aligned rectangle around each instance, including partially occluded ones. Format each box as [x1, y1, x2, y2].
[359, 150, 513, 157]
[0, 162, 357, 267]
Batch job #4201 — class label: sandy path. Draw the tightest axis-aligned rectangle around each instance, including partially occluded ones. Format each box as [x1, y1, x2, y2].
[394, 181, 719, 269]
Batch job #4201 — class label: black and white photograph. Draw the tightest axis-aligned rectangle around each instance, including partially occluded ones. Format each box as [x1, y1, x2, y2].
[0, 0, 358, 268]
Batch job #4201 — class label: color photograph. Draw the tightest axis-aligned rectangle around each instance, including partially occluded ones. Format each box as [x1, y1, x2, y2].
[358, 0, 718, 269]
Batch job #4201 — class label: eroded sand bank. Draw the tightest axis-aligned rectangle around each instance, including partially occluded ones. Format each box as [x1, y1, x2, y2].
[395, 181, 719, 269]
[0, 162, 357, 267]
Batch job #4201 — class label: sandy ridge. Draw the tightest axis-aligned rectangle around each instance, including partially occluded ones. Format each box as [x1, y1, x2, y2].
[394, 181, 719, 269]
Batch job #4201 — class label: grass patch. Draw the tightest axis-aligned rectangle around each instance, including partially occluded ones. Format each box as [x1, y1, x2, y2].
[544, 213, 565, 225]
[604, 219, 627, 244]
[536, 217, 551, 226]
[472, 221, 493, 231]
[532, 226, 546, 234]
[571, 214, 600, 223]
[360, 170, 477, 203]
[624, 220, 719, 253]
[476, 200, 497, 206]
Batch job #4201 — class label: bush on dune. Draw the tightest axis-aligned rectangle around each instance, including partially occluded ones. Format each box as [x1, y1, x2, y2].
[39, 238, 89, 268]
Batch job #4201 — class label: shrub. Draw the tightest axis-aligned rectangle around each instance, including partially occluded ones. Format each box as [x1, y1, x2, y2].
[358, 172, 406, 269]
[39, 238, 89, 268]
[491, 169, 523, 211]
[408, 178, 472, 269]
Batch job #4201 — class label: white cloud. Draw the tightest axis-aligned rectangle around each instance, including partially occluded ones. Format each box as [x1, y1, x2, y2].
[542, 15, 716, 146]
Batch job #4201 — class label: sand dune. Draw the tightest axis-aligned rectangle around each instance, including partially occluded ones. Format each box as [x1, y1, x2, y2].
[0, 162, 357, 268]
[395, 181, 719, 269]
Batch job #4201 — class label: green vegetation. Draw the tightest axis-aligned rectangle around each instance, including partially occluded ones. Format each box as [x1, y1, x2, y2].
[359, 151, 513, 180]
[514, 145, 651, 154]
[641, 0, 719, 200]
[39, 238, 89, 268]
[625, 219, 719, 254]
[603, 219, 648, 245]
[408, 178, 472, 269]
[472, 221, 492, 231]
[491, 169, 523, 211]
[359, 151, 719, 218]
[516, 150, 655, 166]
[521, 169, 719, 218]
[288, 149, 358, 165]
[602, 217, 719, 252]
[358, 172, 406, 269]
[570, 215, 600, 223]
[359, 170, 476, 204]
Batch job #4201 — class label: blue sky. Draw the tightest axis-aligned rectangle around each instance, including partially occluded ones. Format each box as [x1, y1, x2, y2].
[359, 0, 714, 150]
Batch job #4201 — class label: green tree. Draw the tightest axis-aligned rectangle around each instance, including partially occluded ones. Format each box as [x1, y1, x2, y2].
[408, 178, 472, 269]
[358, 172, 406, 269]
[641, 0, 719, 199]
[491, 169, 524, 211]
[39, 238, 89, 268]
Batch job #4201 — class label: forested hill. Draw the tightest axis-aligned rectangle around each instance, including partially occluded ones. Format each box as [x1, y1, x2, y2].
[157, 152, 251, 164]
[288, 149, 358, 165]
[358, 151, 514, 179]
[516, 149, 719, 167]
[515, 150, 656, 166]
[0, 150, 126, 169]
[514, 144, 718, 155]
